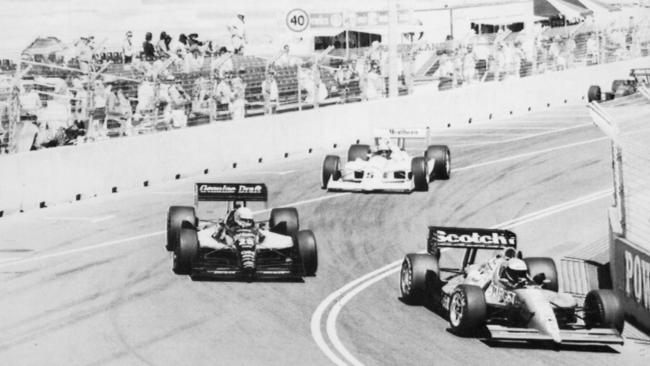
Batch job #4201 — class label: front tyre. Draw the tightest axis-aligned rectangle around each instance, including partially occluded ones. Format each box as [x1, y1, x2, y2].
[587, 85, 601, 103]
[167, 206, 196, 252]
[448, 284, 487, 334]
[584, 289, 624, 333]
[411, 157, 429, 191]
[296, 230, 317, 276]
[173, 222, 198, 275]
[322, 155, 341, 189]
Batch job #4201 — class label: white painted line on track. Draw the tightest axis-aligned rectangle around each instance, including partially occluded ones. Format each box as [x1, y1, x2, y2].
[456, 123, 593, 147]
[0, 231, 164, 269]
[455, 136, 607, 172]
[43, 215, 115, 223]
[312, 188, 613, 366]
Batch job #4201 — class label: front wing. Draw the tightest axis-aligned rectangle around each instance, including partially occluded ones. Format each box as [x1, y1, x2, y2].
[325, 176, 414, 192]
[486, 325, 624, 345]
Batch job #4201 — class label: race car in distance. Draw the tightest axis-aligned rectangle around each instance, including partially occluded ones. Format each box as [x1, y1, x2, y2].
[166, 183, 317, 280]
[399, 226, 624, 345]
[587, 68, 650, 102]
[321, 128, 450, 192]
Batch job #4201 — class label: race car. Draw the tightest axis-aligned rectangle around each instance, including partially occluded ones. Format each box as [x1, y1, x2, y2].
[399, 226, 624, 345]
[587, 68, 650, 102]
[166, 183, 317, 280]
[321, 128, 451, 192]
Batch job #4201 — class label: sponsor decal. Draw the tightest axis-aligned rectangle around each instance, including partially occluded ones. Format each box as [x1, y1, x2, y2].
[387, 128, 426, 137]
[624, 250, 650, 311]
[198, 184, 263, 195]
[434, 229, 516, 246]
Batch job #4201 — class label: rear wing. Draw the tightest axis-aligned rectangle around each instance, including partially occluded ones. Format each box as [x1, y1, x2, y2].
[373, 128, 430, 149]
[427, 226, 516, 253]
[194, 183, 268, 206]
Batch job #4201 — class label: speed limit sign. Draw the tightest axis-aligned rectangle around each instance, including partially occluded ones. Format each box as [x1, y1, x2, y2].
[286, 9, 309, 32]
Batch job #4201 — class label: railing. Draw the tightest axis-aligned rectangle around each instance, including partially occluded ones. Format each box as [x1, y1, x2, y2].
[2, 19, 650, 154]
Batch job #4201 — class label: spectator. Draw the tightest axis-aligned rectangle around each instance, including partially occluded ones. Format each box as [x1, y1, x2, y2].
[19, 80, 42, 116]
[335, 63, 354, 103]
[143, 32, 155, 61]
[211, 47, 233, 78]
[435, 53, 455, 90]
[230, 69, 247, 120]
[106, 84, 133, 136]
[473, 36, 490, 81]
[586, 33, 598, 65]
[365, 61, 383, 100]
[462, 45, 476, 84]
[261, 71, 279, 114]
[228, 13, 247, 54]
[213, 74, 233, 119]
[122, 31, 135, 63]
[271, 44, 299, 68]
[155, 31, 170, 58]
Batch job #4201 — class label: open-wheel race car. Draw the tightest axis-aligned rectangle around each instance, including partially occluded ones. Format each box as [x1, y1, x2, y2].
[399, 226, 624, 345]
[321, 128, 450, 193]
[166, 183, 317, 281]
[587, 68, 650, 103]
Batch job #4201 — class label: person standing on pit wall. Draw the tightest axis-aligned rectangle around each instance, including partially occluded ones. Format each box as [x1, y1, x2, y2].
[214, 73, 233, 120]
[228, 13, 247, 55]
[143, 32, 156, 62]
[155, 31, 170, 59]
[230, 69, 247, 120]
[122, 31, 135, 64]
[462, 44, 476, 85]
[473, 35, 490, 82]
[261, 71, 279, 115]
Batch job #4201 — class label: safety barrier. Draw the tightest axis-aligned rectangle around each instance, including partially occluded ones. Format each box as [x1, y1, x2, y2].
[1, 56, 648, 216]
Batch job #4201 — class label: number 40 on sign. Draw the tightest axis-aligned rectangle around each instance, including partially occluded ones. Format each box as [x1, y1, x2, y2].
[286, 9, 309, 32]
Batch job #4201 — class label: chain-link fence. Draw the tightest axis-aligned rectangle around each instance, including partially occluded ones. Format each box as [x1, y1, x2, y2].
[590, 93, 650, 251]
[2, 14, 650, 154]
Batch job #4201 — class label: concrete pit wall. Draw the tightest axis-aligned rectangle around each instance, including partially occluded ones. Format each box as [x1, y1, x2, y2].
[1, 57, 648, 215]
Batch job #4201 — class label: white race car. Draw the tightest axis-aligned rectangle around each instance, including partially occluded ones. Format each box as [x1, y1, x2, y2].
[321, 128, 451, 192]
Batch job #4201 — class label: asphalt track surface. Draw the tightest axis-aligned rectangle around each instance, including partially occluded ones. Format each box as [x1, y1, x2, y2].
[1, 99, 650, 366]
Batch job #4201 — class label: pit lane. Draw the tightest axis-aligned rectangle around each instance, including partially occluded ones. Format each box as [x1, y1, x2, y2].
[0, 101, 649, 365]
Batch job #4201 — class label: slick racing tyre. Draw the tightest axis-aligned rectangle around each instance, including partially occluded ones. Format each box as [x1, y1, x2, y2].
[448, 284, 487, 334]
[270, 207, 299, 236]
[322, 155, 341, 189]
[347, 144, 370, 162]
[584, 289, 624, 333]
[425, 145, 451, 181]
[167, 206, 196, 252]
[411, 157, 429, 192]
[524, 257, 558, 292]
[296, 230, 318, 276]
[173, 222, 198, 275]
[587, 85, 601, 103]
[400, 253, 439, 305]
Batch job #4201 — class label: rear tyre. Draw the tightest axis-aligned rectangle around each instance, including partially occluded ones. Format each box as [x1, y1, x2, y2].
[448, 284, 487, 334]
[425, 145, 451, 181]
[173, 222, 198, 275]
[347, 144, 370, 162]
[584, 289, 624, 333]
[322, 155, 341, 189]
[270, 207, 299, 236]
[587, 85, 601, 103]
[524, 257, 558, 292]
[411, 157, 429, 192]
[400, 253, 440, 305]
[167, 206, 196, 252]
[296, 230, 318, 276]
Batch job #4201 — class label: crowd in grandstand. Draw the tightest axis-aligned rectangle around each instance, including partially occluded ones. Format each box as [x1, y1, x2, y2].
[0, 12, 647, 154]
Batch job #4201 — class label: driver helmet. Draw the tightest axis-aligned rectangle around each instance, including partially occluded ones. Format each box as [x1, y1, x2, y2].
[503, 258, 528, 284]
[233, 207, 254, 229]
[376, 137, 392, 158]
